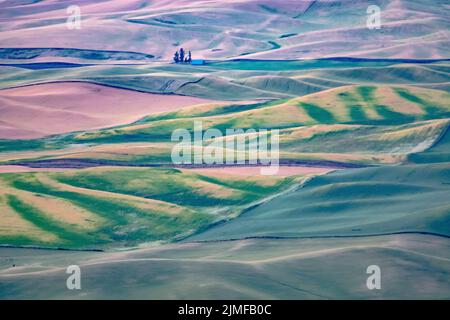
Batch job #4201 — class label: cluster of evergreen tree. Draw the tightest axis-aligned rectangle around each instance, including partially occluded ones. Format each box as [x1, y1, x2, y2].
[173, 48, 192, 64]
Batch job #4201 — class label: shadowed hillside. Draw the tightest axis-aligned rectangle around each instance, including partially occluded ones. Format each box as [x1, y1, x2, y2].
[189, 163, 450, 241]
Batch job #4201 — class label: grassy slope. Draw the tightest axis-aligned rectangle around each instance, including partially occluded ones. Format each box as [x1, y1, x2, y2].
[0, 167, 295, 249]
[0, 0, 449, 61]
[3, 84, 448, 167]
[409, 123, 450, 163]
[0, 1, 449, 299]
[6, 119, 444, 167]
[1, 61, 448, 98]
[0, 61, 449, 255]
[73, 85, 450, 138]
[189, 162, 450, 241]
[0, 234, 448, 299]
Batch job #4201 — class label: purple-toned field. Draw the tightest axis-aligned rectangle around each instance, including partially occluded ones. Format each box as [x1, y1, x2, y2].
[0, 82, 217, 139]
[0, 0, 448, 61]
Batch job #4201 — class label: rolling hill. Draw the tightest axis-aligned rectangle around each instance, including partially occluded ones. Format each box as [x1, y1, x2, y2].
[189, 162, 450, 241]
[0, 166, 300, 249]
[0, 0, 449, 301]
[1, 234, 449, 299]
[2, 83, 447, 167]
[0, 0, 449, 61]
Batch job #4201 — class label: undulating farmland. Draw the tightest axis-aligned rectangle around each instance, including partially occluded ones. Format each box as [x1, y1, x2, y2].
[0, 0, 449, 300]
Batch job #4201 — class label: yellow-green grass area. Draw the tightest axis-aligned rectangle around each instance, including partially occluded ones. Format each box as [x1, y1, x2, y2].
[6, 118, 447, 167]
[0, 142, 175, 164]
[1, 84, 449, 168]
[0, 167, 297, 249]
[278, 119, 449, 157]
[73, 85, 450, 141]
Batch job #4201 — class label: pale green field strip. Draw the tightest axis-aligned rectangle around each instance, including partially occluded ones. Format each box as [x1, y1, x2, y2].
[0, 234, 448, 299]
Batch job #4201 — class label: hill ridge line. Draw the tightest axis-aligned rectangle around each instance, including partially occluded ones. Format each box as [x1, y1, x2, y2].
[187, 231, 450, 243]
